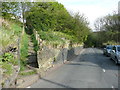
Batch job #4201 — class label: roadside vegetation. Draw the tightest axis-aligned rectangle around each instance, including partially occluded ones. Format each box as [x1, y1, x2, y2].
[1, 1, 119, 88]
[25, 2, 90, 46]
[0, 18, 30, 75]
[0, 18, 20, 76]
[85, 12, 120, 47]
[1, 1, 90, 87]
[1, 1, 119, 77]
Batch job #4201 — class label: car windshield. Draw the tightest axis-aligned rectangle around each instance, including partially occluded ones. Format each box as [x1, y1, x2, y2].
[117, 47, 120, 52]
[106, 46, 113, 49]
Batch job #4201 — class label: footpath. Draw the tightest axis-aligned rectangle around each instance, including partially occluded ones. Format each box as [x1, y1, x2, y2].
[13, 36, 37, 88]
[16, 61, 70, 88]
[17, 47, 84, 88]
[15, 36, 70, 88]
[3, 34, 83, 88]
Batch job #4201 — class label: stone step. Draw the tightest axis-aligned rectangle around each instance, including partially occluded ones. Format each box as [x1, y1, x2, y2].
[16, 74, 40, 88]
[28, 44, 34, 47]
[20, 69, 34, 74]
[28, 52, 36, 56]
[29, 42, 34, 45]
[28, 63, 39, 68]
[27, 56, 37, 63]
[27, 36, 38, 68]
[28, 49, 35, 52]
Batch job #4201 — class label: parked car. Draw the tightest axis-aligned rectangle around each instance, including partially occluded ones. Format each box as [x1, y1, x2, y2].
[103, 45, 114, 56]
[110, 45, 120, 64]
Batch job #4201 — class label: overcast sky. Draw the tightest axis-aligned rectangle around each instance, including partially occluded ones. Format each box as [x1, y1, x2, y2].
[57, 0, 120, 31]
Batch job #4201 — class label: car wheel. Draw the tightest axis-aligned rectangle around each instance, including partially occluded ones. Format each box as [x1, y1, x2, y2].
[115, 58, 118, 65]
[110, 55, 112, 60]
[103, 52, 105, 55]
[110, 57, 112, 60]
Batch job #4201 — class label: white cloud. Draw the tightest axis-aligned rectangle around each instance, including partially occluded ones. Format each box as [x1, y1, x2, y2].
[57, 0, 120, 30]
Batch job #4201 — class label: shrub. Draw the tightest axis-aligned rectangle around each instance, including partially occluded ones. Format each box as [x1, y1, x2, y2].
[0, 52, 17, 75]
[2, 53, 17, 65]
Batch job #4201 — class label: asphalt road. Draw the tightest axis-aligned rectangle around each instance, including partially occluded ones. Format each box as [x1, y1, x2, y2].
[30, 48, 119, 88]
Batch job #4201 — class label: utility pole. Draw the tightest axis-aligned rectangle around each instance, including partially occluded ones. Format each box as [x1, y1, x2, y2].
[21, 2, 25, 35]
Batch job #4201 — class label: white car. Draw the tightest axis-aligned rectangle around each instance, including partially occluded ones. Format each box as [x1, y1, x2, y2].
[103, 45, 114, 56]
[110, 45, 120, 64]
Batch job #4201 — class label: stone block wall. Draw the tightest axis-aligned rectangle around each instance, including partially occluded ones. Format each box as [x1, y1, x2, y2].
[37, 45, 83, 75]
[33, 29, 83, 75]
[67, 46, 83, 61]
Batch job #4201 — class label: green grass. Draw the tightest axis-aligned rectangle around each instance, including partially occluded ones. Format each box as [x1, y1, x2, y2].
[19, 70, 36, 76]
[20, 60, 27, 71]
[0, 18, 29, 73]
[0, 28, 18, 51]
[38, 31, 72, 47]
[20, 33, 29, 71]
[2, 53, 18, 65]
[0, 52, 18, 75]
[20, 33, 29, 61]
[31, 34, 39, 52]
[38, 31, 65, 42]
[0, 18, 22, 52]
[0, 18, 22, 76]
[2, 62, 13, 75]
[11, 24, 22, 35]
[37, 30, 80, 48]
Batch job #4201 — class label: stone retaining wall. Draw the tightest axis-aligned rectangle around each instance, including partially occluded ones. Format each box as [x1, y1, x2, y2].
[67, 46, 83, 61]
[37, 45, 83, 76]
[33, 30, 83, 76]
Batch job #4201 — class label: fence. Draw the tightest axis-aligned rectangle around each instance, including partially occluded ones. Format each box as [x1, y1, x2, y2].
[33, 29, 42, 46]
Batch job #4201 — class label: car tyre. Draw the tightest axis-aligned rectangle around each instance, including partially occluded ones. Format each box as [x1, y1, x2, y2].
[115, 58, 118, 65]
[110, 55, 112, 60]
[110, 57, 112, 60]
[103, 52, 105, 55]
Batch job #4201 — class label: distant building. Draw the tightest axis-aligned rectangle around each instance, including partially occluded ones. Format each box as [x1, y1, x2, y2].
[118, 1, 120, 15]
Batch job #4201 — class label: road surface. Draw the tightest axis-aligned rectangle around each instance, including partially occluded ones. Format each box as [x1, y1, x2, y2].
[30, 48, 119, 88]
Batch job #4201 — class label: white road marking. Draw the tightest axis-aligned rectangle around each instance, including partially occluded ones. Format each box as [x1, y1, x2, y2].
[111, 86, 115, 90]
[26, 86, 31, 88]
[103, 69, 105, 72]
[112, 86, 114, 88]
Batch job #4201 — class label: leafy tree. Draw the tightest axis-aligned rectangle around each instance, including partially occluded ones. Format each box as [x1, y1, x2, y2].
[2, 2, 20, 19]
[2, 2, 34, 35]
[72, 13, 90, 43]
[26, 2, 90, 44]
[26, 2, 70, 31]
[94, 12, 120, 45]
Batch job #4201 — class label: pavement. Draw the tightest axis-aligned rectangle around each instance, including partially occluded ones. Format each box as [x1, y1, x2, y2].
[29, 48, 119, 88]
[16, 74, 40, 88]
[16, 60, 70, 88]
